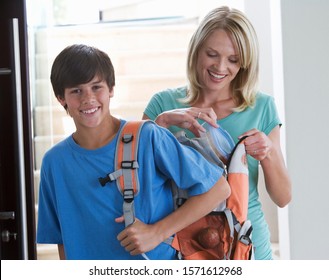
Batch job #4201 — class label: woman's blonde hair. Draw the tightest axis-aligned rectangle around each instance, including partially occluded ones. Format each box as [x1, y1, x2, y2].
[184, 6, 259, 111]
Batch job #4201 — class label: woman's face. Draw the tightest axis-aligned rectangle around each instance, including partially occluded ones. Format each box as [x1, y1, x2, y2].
[196, 29, 241, 95]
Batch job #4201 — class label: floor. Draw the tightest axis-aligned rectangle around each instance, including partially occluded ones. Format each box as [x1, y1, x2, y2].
[37, 243, 281, 260]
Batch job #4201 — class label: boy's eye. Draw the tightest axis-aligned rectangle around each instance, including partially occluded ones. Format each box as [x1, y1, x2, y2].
[70, 89, 81, 94]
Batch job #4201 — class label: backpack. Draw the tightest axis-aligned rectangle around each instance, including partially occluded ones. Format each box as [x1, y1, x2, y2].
[98, 120, 254, 260]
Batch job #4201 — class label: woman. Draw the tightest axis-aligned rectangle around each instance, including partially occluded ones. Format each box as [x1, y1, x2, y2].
[143, 6, 291, 260]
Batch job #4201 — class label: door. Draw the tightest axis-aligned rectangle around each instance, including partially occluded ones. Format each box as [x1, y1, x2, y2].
[0, 0, 36, 259]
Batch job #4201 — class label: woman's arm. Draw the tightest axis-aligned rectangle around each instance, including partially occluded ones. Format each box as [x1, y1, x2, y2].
[116, 176, 230, 255]
[260, 127, 292, 207]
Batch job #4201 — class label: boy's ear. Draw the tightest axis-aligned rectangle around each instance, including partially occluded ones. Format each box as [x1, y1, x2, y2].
[57, 96, 66, 107]
[109, 88, 114, 98]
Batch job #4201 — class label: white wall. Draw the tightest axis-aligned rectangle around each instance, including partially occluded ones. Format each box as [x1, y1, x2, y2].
[281, 0, 329, 259]
[244, 0, 280, 247]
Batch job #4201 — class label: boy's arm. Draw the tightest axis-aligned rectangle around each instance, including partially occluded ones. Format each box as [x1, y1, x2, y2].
[117, 176, 230, 255]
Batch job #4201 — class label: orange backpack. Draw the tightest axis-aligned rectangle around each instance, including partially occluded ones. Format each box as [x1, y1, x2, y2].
[98, 120, 254, 260]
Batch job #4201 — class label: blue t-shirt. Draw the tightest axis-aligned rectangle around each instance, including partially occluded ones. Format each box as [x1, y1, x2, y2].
[144, 86, 281, 260]
[37, 120, 223, 260]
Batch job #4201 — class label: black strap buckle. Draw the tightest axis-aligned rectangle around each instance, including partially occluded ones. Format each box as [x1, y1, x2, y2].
[123, 189, 134, 203]
[122, 134, 133, 143]
[121, 160, 138, 169]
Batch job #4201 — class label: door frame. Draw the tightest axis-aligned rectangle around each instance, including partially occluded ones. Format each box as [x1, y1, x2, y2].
[0, 0, 36, 260]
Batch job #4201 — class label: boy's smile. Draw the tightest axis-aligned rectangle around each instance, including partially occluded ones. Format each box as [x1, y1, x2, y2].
[81, 107, 100, 114]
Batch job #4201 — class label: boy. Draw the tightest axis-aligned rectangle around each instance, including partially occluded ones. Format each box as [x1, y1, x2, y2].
[36, 44, 230, 260]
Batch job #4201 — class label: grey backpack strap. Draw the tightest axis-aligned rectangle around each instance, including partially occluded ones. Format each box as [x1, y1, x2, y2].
[115, 121, 145, 227]
[171, 181, 188, 210]
[98, 121, 146, 227]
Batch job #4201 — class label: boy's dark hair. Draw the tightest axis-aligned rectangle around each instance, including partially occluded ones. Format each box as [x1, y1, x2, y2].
[50, 44, 115, 111]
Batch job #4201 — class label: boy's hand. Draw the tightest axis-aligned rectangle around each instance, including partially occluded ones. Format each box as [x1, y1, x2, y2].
[115, 217, 162, 255]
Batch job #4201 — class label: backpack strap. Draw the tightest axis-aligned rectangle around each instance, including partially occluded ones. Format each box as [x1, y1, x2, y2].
[98, 120, 146, 227]
[223, 208, 243, 259]
[226, 137, 249, 224]
[171, 181, 188, 209]
[116, 120, 146, 227]
[225, 136, 253, 259]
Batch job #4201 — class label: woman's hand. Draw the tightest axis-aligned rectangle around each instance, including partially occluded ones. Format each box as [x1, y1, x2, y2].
[239, 128, 272, 161]
[239, 127, 291, 207]
[115, 217, 162, 255]
[152, 107, 218, 136]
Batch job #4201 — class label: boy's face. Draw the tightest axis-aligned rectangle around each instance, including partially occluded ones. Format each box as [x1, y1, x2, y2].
[57, 76, 113, 130]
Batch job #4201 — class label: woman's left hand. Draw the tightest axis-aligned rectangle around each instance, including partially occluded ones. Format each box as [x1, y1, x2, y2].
[239, 128, 272, 161]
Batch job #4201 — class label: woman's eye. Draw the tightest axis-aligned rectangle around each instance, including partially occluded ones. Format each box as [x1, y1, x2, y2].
[229, 57, 239, 64]
[207, 52, 217, 57]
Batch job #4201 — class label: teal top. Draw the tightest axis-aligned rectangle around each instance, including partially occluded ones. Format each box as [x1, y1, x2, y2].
[144, 86, 281, 260]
